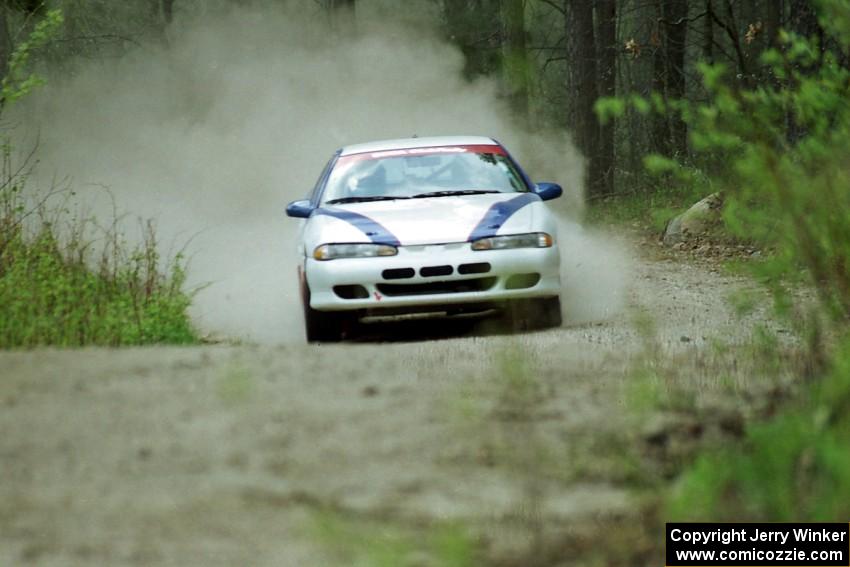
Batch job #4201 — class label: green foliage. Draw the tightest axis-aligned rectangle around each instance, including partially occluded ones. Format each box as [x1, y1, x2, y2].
[604, 8, 850, 328]
[686, 33, 850, 324]
[641, 154, 679, 175]
[669, 338, 850, 521]
[0, 7, 196, 348]
[1, 9, 64, 106]
[0, 220, 197, 347]
[311, 511, 476, 567]
[587, 174, 711, 231]
[0, 149, 197, 347]
[588, 190, 684, 231]
[817, 0, 850, 48]
[661, 0, 850, 523]
[594, 96, 626, 123]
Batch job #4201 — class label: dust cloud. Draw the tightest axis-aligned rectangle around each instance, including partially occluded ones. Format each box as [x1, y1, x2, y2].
[15, 1, 627, 342]
[557, 219, 631, 324]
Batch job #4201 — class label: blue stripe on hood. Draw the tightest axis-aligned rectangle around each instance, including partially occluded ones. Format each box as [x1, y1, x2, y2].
[313, 208, 401, 246]
[468, 193, 540, 241]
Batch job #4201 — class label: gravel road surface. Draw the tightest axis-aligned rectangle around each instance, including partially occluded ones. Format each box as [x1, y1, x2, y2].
[0, 243, 781, 566]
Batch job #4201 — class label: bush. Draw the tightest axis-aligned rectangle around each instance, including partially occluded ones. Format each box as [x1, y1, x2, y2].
[0, 8, 197, 348]
[595, 0, 850, 523]
[0, 140, 197, 348]
[598, 3, 850, 331]
[652, 0, 850, 522]
[669, 338, 850, 522]
[0, 207, 197, 347]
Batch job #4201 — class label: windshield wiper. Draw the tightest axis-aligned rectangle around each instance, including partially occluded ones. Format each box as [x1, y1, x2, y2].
[324, 196, 409, 205]
[411, 190, 500, 199]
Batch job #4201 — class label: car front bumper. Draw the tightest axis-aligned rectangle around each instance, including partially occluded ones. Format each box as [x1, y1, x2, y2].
[305, 242, 561, 312]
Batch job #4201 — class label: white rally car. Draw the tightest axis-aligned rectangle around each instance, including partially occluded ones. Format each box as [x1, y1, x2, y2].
[286, 136, 563, 342]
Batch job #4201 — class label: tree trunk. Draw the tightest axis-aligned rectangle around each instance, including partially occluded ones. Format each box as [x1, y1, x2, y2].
[444, 0, 473, 74]
[650, 0, 687, 158]
[12, 1, 45, 17]
[162, 0, 174, 24]
[329, 0, 356, 36]
[596, 0, 616, 195]
[787, 0, 823, 142]
[650, 0, 669, 156]
[789, 0, 821, 42]
[568, 0, 600, 195]
[703, 0, 713, 63]
[764, 0, 783, 85]
[501, 0, 529, 120]
[0, 4, 9, 83]
[765, 0, 783, 49]
[666, 0, 687, 157]
[444, 0, 502, 79]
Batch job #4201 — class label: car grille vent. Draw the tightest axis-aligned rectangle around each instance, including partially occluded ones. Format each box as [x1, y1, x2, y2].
[420, 265, 453, 277]
[457, 262, 491, 275]
[382, 268, 415, 280]
[376, 277, 497, 297]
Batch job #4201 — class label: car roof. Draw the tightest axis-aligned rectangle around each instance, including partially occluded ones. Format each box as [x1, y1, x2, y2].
[339, 136, 499, 156]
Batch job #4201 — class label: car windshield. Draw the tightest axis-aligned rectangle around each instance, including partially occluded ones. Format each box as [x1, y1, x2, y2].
[321, 146, 528, 204]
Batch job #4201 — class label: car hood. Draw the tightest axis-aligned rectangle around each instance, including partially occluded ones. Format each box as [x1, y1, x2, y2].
[306, 193, 543, 247]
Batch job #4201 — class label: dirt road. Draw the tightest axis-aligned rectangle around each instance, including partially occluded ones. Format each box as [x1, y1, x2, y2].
[0, 242, 784, 566]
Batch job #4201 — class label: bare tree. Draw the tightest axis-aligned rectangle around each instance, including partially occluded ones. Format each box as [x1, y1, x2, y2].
[329, 0, 356, 36]
[651, 0, 688, 158]
[444, 0, 502, 79]
[703, 0, 713, 62]
[0, 4, 8, 82]
[666, 0, 687, 156]
[789, 0, 820, 38]
[596, 0, 617, 195]
[651, 1, 668, 155]
[8, 0, 45, 17]
[568, 0, 600, 194]
[765, 0, 783, 48]
[501, 0, 530, 119]
[162, 0, 175, 25]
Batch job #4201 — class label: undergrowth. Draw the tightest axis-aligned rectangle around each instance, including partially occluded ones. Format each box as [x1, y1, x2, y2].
[603, 1, 850, 529]
[0, 8, 197, 348]
[0, 159, 197, 347]
[669, 337, 850, 521]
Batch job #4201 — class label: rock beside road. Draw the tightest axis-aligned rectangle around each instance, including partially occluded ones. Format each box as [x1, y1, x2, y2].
[663, 192, 724, 246]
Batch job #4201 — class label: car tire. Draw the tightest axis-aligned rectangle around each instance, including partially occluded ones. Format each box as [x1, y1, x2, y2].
[538, 296, 563, 328]
[504, 296, 562, 331]
[301, 281, 351, 343]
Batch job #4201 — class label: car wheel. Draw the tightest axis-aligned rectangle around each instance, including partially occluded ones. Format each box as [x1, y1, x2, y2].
[537, 296, 563, 328]
[301, 282, 351, 343]
[504, 296, 562, 331]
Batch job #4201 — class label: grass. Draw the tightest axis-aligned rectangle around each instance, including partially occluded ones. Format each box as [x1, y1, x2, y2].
[301, 320, 825, 565]
[668, 336, 850, 522]
[310, 510, 476, 567]
[585, 179, 706, 231]
[585, 158, 733, 238]
[0, 164, 197, 347]
[0, 223, 197, 347]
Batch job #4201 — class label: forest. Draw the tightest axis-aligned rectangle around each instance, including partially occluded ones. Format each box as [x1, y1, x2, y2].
[0, 0, 849, 565]
[0, 0, 836, 198]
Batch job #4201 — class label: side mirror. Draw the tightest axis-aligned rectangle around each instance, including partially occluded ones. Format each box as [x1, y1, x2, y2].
[534, 182, 563, 201]
[286, 199, 315, 218]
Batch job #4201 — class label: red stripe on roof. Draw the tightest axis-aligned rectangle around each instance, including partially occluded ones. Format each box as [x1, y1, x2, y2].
[339, 144, 506, 163]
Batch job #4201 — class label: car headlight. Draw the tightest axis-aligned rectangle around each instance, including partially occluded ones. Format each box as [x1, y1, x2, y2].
[470, 232, 553, 251]
[313, 243, 399, 261]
